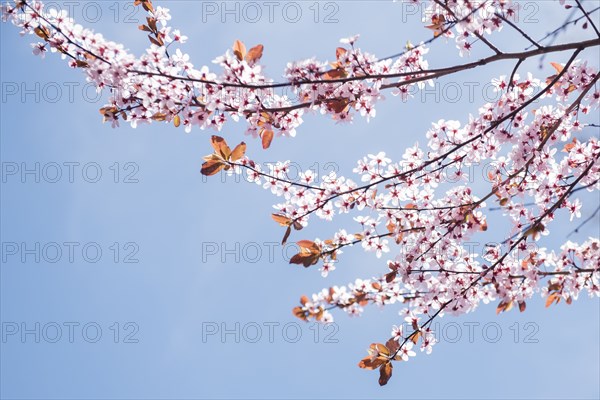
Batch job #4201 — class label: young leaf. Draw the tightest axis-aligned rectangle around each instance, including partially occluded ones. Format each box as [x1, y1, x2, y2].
[410, 331, 421, 344]
[151, 112, 167, 121]
[325, 98, 350, 113]
[378, 362, 393, 386]
[230, 142, 246, 162]
[210, 135, 232, 160]
[271, 213, 291, 227]
[147, 17, 157, 32]
[385, 338, 400, 354]
[385, 271, 397, 283]
[245, 44, 264, 64]
[297, 240, 318, 251]
[323, 68, 347, 80]
[375, 343, 390, 357]
[134, 0, 154, 13]
[292, 306, 308, 321]
[550, 62, 564, 73]
[201, 159, 225, 176]
[34, 26, 50, 39]
[148, 34, 163, 47]
[358, 356, 386, 370]
[545, 293, 560, 308]
[281, 226, 292, 245]
[563, 138, 578, 153]
[496, 300, 514, 314]
[261, 129, 274, 149]
[233, 40, 246, 61]
[289, 252, 320, 268]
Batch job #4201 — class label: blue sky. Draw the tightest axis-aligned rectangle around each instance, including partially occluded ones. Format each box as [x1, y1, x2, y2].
[1, 1, 599, 398]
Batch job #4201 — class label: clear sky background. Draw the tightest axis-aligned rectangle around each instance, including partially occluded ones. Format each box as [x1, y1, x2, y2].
[1, 1, 599, 399]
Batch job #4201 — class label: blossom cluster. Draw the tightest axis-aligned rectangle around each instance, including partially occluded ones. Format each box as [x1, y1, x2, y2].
[418, 0, 519, 56]
[4, 0, 600, 387]
[212, 60, 600, 375]
[2, 0, 521, 148]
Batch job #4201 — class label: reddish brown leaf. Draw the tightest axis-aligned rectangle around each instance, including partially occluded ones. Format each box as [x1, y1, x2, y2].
[261, 129, 274, 149]
[297, 240, 319, 252]
[550, 62, 564, 73]
[411, 331, 421, 344]
[548, 283, 562, 291]
[245, 44, 264, 64]
[200, 159, 225, 176]
[148, 34, 163, 47]
[374, 343, 390, 357]
[323, 68, 347, 80]
[281, 226, 292, 245]
[147, 17, 157, 32]
[358, 356, 386, 370]
[496, 300, 515, 314]
[34, 26, 50, 39]
[99, 106, 118, 117]
[315, 308, 325, 321]
[425, 14, 446, 37]
[289, 253, 320, 268]
[496, 301, 505, 314]
[134, 0, 154, 13]
[233, 40, 246, 61]
[292, 306, 308, 321]
[545, 293, 559, 308]
[385, 271, 397, 283]
[230, 142, 246, 162]
[378, 362, 393, 386]
[325, 98, 351, 113]
[385, 338, 400, 354]
[271, 213, 291, 227]
[386, 221, 396, 234]
[210, 135, 232, 160]
[151, 112, 166, 121]
[563, 138, 578, 153]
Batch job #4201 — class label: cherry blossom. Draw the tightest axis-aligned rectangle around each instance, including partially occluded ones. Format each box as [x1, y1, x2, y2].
[3, 0, 600, 387]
